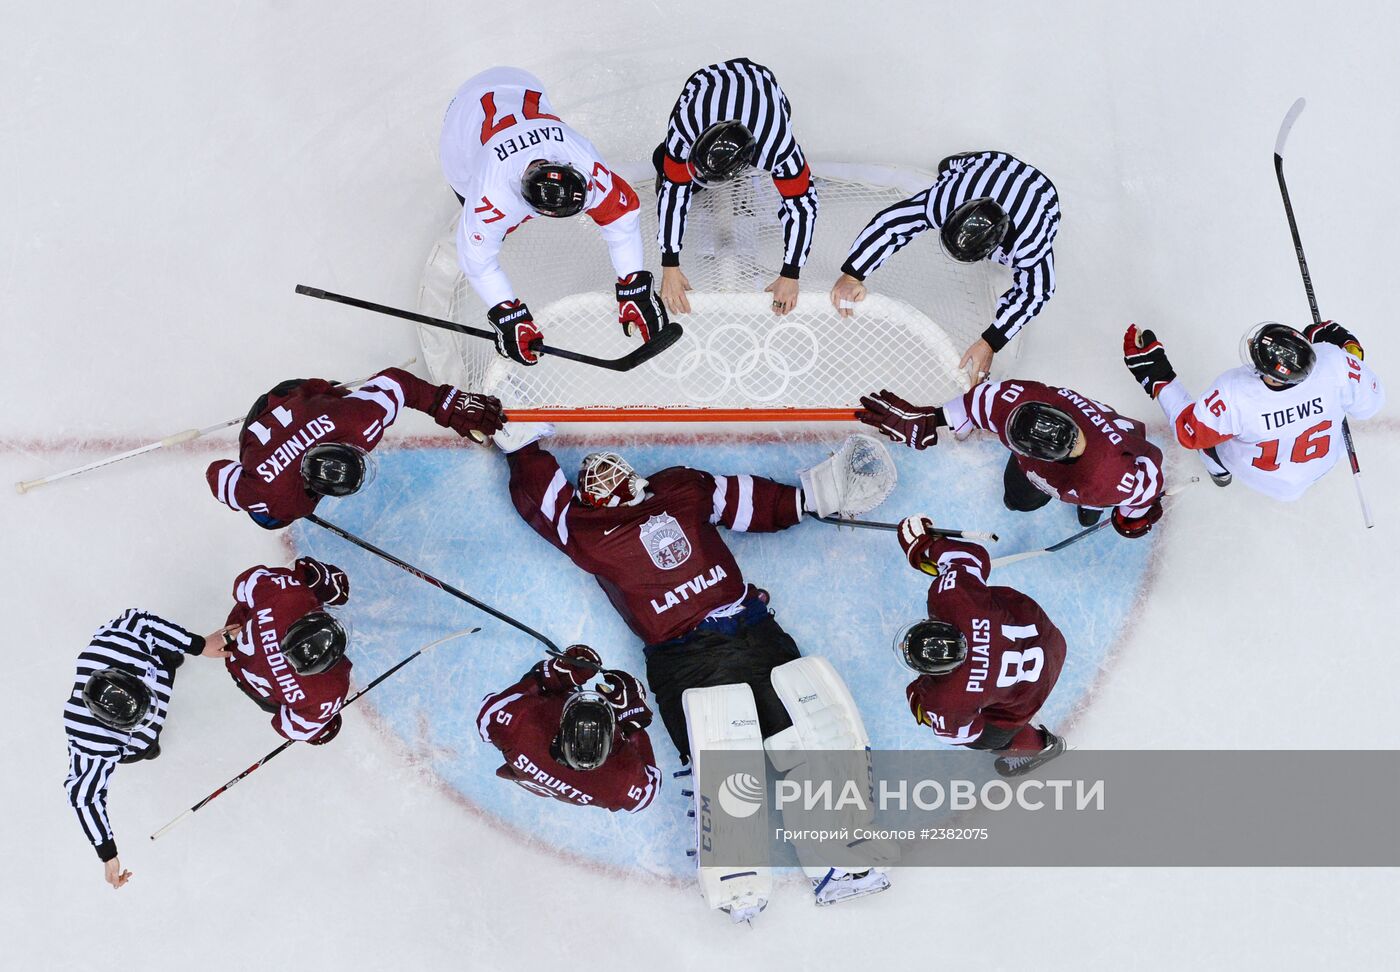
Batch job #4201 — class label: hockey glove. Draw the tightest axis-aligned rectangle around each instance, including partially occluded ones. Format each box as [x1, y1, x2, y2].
[489, 300, 542, 366]
[897, 515, 941, 576]
[856, 390, 945, 449]
[430, 385, 506, 443]
[295, 557, 350, 606]
[1123, 325, 1176, 399]
[598, 669, 653, 735]
[616, 271, 669, 343]
[1111, 499, 1163, 539]
[1304, 320, 1364, 359]
[306, 714, 342, 747]
[533, 645, 603, 694]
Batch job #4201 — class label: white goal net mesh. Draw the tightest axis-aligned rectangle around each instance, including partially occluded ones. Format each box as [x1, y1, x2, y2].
[417, 163, 1007, 418]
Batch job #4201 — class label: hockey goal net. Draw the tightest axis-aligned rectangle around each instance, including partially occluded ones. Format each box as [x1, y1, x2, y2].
[417, 163, 1007, 422]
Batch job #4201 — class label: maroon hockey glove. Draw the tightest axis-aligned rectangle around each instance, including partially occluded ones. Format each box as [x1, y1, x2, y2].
[897, 515, 940, 575]
[1123, 324, 1176, 399]
[306, 713, 342, 747]
[1111, 499, 1163, 539]
[488, 300, 542, 366]
[295, 557, 350, 606]
[598, 669, 653, 734]
[857, 390, 944, 449]
[430, 385, 506, 443]
[1304, 320, 1364, 359]
[533, 645, 603, 694]
[616, 271, 668, 343]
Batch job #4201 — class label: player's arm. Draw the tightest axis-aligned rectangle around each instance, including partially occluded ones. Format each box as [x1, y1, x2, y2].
[606, 734, 663, 814]
[770, 142, 817, 280]
[986, 249, 1056, 351]
[1122, 324, 1236, 449]
[906, 685, 986, 746]
[701, 470, 804, 534]
[835, 187, 935, 294]
[345, 367, 504, 443]
[117, 609, 204, 657]
[897, 516, 993, 591]
[505, 441, 581, 557]
[1110, 453, 1166, 539]
[938, 378, 1048, 444]
[275, 671, 348, 745]
[457, 210, 544, 367]
[294, 557, 350, 606]
[656, 116, 698, 269]
[65, 747, 126, 883]
[205, 460, 289, 529]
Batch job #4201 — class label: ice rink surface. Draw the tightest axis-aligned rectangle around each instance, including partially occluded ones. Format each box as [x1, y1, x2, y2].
[3, 2, 1398, 969]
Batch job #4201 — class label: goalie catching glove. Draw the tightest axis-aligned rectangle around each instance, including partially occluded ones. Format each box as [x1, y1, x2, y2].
[616, 270, 669, 343]
[856, 390, 945, 449]
[799, 433, 897, 518]
[1123, 324, 1176, 399]
[489, 300, 543, 366]
[429, 385, 506, 442]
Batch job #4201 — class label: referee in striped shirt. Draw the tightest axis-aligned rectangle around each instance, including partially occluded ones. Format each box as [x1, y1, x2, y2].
[653, 57, 818, 317]
[64, 609, 233, 888]
[831, 151, 1060, 381]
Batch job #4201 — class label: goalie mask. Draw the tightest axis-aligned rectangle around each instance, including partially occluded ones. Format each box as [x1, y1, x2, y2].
[1241, 321, 1315, 387]
[893, 619, 969, 676]
[82, 667, 153, 732]
[1006, 402, 1080, 463]
[578, 452, 649, 508]
[557, 691, 615, 771]
[283, 611, 348, 676]
[940, 197, 1010, 263]
[301, 443, 375, 498]
[688, 121, 757, 186]
[522, 160, 588, 217]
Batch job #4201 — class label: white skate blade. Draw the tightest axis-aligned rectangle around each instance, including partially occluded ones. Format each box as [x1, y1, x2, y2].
[812, 869, 892, 907]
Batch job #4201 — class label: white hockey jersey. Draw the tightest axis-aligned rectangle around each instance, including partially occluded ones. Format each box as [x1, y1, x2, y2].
[439, 67, 643, 307]
[1158, 343, 1384, 501]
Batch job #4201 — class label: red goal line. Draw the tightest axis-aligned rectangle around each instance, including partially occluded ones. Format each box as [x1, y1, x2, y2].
[502, 407, 861, 423]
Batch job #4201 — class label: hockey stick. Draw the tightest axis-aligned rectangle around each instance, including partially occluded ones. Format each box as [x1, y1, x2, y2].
[305, 514, 593, 668]
[990, 478, 1200, 568]
[296, 285, 685, 373]
[813, 514, 998, 543]
[15, 358, 416, 495]
[1274, 97, 1374, 529]
[150, 625, 479, 840]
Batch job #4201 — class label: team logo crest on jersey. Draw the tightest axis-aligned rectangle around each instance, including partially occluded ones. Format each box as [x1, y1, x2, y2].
[639, 513, 692, 570]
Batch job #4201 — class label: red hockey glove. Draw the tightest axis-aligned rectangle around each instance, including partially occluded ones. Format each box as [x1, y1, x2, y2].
[430, 385, 506, 443]
[1123, 325, 1177, 399]
[856, 390, 944, 449]
[1111, 499, 1163, 539]
[616, 271, 669, 343]
[488, 300, 542, 366]
[306, 713, 342, 747]
[598, 669, 653, 734]
[897, 515, 940, 576]
[1304, 320, 1364, 360]
[533, 645, 603, 694]
[295, 557, 350, 606]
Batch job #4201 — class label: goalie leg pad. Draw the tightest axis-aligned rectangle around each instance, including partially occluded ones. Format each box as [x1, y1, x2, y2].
[683, 684, 772, 924]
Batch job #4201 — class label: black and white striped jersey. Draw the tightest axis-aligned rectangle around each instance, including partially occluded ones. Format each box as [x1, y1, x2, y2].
[842, 151, 1060, 351]
[657, 58, 818, 277]
[63, 609, 202, 861]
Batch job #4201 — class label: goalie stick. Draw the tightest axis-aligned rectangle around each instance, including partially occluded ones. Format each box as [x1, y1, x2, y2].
[1273, 97, 1373, 529]
[150, 625, 479, 840]
[296, 284, 684, 373]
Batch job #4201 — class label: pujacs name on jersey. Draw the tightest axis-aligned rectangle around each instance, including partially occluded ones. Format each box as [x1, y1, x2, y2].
[493, 125, 563, 162]
[254, 607, 307, 704]
[964, 618, 992, 694]
[254, 414, 337, 483]
[510, 753, 594, 805]
[1054, 388, 1124, 445]
[650, 565, 729, 615]
[1260, 396, 1325, 431]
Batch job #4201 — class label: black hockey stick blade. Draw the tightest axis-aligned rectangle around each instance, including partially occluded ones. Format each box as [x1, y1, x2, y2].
[814, 514, 997, 543]
[295, 284, 683, 373]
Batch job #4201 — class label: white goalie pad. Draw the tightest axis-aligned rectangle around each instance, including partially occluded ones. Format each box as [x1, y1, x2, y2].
[764, 656, 871, 769]
[682, 684, 772, 924]
[798, 434, 897, 518]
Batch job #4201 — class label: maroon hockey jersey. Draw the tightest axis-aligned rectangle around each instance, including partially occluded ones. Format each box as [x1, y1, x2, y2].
[224, 560, 352, 741]
[206, 367, 444, 525]
[944, 379, 1164, 517]
[507, 443, 803, 645]
[906, 538, 1066, 744]
[477, 673, 661, 813]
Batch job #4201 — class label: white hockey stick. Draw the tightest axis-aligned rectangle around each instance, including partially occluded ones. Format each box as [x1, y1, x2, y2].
[15, 358, 416, 494]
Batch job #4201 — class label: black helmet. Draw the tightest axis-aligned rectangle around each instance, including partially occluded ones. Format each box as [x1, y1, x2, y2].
[283, 611, 347, 676]
[1242, 321, 1316, 387]
[1007, 401, 1080, 462]
[301, 443, 369, 498]
[689, 121, 757, 186]
[557, 691, 615, 771]
[521, 161, 588, 217]
[894, 619, 969, 676]
[82, 667, 152, 731]
[940, 197, 1009, 262]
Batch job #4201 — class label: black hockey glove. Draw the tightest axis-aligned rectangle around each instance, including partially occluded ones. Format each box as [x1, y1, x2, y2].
[856, 390, 945, 449]
[1304, 320, 1364, 359]
[1123, 324, 1176, 399]
[616, 271, 669, 343]
[488, 300, 542, 366]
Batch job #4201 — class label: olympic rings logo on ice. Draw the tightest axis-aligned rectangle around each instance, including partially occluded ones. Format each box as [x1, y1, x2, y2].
[650, 318, 821, 404]
[716, 772, 765, 818]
